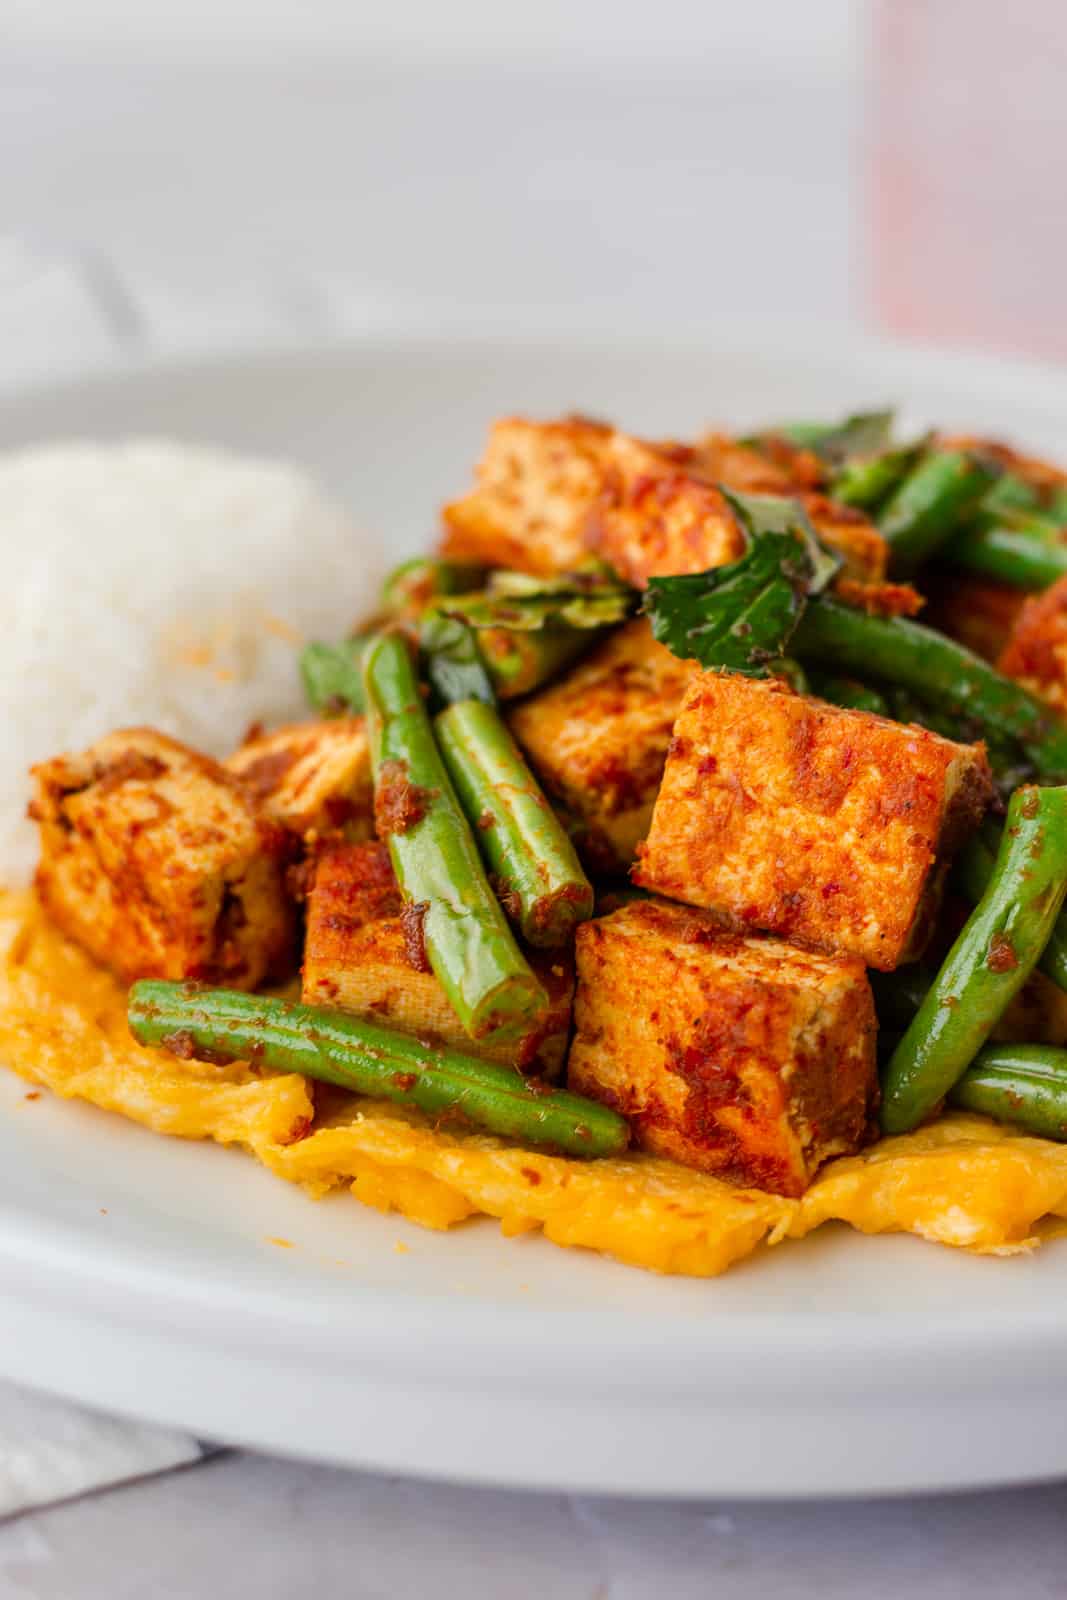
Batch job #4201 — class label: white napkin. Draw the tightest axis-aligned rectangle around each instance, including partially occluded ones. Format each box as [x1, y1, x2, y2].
[0, 1383, 204, 1520]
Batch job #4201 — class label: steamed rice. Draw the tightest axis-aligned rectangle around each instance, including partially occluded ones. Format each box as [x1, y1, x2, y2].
[0, 440, 380, 883]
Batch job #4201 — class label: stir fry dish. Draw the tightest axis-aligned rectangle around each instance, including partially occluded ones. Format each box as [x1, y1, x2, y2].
[12, 409, 1067, 1276]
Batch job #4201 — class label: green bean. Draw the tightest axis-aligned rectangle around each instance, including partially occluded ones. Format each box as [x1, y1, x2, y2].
[830, 446, 920, 510]
[361, 629, 547, 1042]
[435, 698, 593, 946]
[941, 508, 1067, 589]
[806, 669, 890, 717]
[794, 597, 1067, 781]
[982, 472, 1041, 516]
[956, 824, 1067, 995]
[869, 966, 937, 1033]
[878, 449, 1000, 575]
[476, 624, 593, 699]
[950, 1044, 1067, 1141]
[128, 982, 627, 1158]
[881, 785, 1067, 1134]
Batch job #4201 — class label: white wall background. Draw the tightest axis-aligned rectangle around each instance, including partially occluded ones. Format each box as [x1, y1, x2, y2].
[2, 1, 868, 352]
[7, 2, 860, 71]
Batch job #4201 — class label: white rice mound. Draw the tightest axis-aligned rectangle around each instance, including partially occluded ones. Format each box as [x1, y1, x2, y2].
[0, 439, 382, 884]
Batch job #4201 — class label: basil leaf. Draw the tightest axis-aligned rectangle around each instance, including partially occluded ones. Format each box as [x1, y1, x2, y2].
[300, 637, 369, 714]
[808, 409, 896, 466]
[419, 613, 496, 707]
[643, 492, 835, 677]
[440, 567, 636, 633]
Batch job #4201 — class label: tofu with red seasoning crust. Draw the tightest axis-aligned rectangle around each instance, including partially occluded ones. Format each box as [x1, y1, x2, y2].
[440, 417, 887, 585]
[441, 416, 612, 575]
[226, 718, 373, 847]
[302, 842, 573, 1076]
[507, 619, 697, 872]
[31, 727, 295, 987]
[568, 898, 878, 1196]
[634, 674, 992, 970]
[996, 575, 1067, 714]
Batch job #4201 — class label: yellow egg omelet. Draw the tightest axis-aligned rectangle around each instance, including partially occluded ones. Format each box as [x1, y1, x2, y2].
[4, 888, 1067, 1277]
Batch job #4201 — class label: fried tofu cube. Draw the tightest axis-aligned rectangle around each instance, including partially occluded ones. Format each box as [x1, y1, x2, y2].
[31, 727, 295, 986]
[302, 842, 573, 1075]
[226, 718, 373, 846]
[585, 430, 757, 587]
[634, 674, 992, 970]
[508, 619, 697, 872]
[441, 416, 612, 575]
[441, 416, 886, 589]
[996, 575, 1067, 714]
[568, 898, 878, 1195]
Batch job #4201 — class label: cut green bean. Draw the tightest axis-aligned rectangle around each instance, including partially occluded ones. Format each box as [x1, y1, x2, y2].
[878, 449, 999, 575]
[831, 444, 923, 510]
[869, 966, 937, 1033]
[477, 624, 593, 699]
[941, 508, 1067, 589]
[982, 472, 1041, 516]
[806, 669, 890, 717]
[435, 699, 593, 946]
[361, 629, 547, 1042]
[956, 824, 1067, 995]
[881, 785, 1067, 1134]
[950, 1044, 1067, 1141]
[794, 597, 1067, 780]
[300, 637, 370, 714]
[128, 982, 627, 1158]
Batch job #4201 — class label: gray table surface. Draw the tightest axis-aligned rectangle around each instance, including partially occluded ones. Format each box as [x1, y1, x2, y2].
[3, 38, 1066, 1596]
[5, 1452, 1067, 1600]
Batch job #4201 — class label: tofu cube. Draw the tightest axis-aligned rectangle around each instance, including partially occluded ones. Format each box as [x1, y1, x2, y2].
[441, 416, 612, 575]
[569, 898, 878, 1195]
[634, 674, 992, 970]
[997, 575, 1067, 714]
[31, 727, 295, 986]
[441, 417, 886, 587]
[508, 619, 697, 872]
[302, 842, 574, 1076]
[585, 430, 747, 587]
[226, 717, 373, 845]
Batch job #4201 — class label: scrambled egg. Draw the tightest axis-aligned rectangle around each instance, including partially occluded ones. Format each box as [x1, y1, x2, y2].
[4, 888, 1067, 1278]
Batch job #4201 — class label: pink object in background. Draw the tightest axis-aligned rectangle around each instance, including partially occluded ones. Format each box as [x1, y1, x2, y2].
[869, 0, 1067, 360]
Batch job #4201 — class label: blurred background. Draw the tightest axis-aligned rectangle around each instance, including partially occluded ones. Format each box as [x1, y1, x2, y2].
[4, 0, 1063, 378]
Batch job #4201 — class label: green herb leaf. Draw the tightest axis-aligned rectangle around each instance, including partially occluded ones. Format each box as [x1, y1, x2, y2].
[300, 638, 369, 714]
[643, 492, 836, 676]
[419, 613, 496, 707]
[439, 567, 636, 633]
[806, 410, 896, 466]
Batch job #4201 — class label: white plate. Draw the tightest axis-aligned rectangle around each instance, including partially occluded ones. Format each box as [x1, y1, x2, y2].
[3, 332, 1067, 1500]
